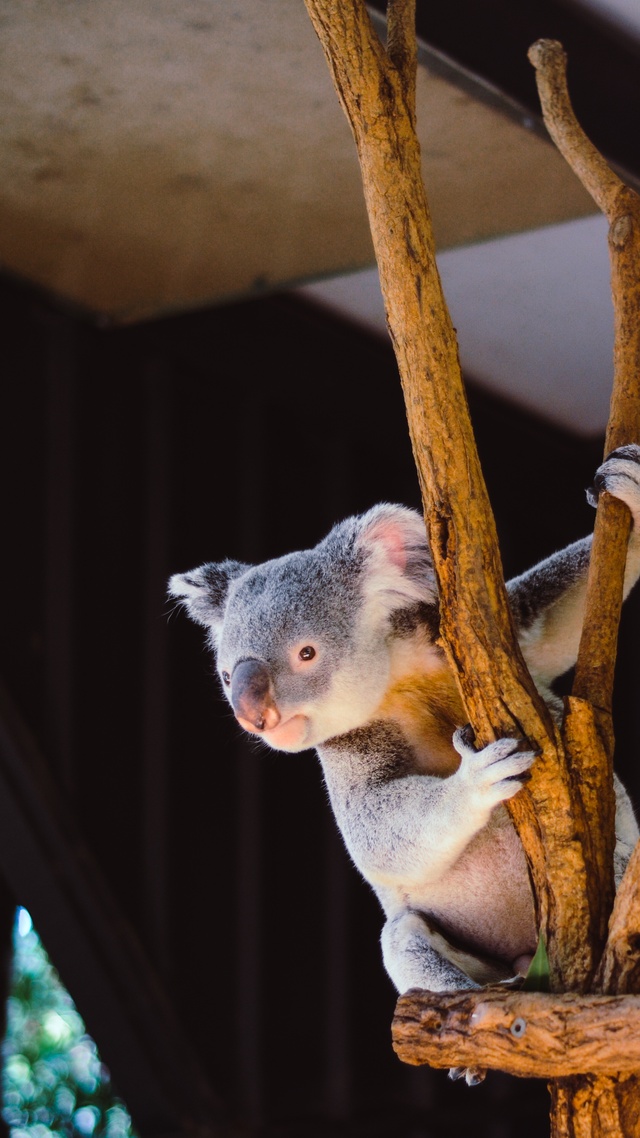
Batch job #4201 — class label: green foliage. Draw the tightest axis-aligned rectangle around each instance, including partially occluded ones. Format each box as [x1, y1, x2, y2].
[2, 909, 135, 1138]
[522, 931, 551, 992]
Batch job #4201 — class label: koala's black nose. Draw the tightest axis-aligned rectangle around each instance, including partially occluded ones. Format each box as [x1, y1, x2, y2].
[230, 659, 281, 733]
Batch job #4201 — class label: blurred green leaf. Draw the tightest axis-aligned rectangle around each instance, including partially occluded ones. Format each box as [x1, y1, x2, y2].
[2, 909, 136, 1138]
[522, 932, 551, 992]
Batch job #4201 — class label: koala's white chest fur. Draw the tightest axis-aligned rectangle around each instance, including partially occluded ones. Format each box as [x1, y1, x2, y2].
[384, 807, 535, 964]
[319, 641, 537, 978]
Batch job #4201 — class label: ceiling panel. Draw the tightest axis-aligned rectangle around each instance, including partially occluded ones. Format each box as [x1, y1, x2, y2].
[0, 0, 597, 322]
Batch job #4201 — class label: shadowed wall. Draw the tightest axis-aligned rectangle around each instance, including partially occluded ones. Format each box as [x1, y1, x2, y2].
[2, 273, 638, 1137]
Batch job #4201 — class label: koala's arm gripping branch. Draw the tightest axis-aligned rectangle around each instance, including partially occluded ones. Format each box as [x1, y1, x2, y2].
[303, 0, 604, 990]
[528, 39, 640, 715]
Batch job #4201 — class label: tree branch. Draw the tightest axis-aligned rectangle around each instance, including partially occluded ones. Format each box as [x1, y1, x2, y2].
[393, 987, 640, 1078]
[527, 40, 623, 214]
[598, 842, 640, 994]
[529, 38, 640, 715]
[304, 1, 610, 992]
[529, 37, 640, 990]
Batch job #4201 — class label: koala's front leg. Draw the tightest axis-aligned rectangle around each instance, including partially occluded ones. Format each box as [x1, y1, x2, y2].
[506, 444, 640, 692]
[342, 731, 535, 886]
[450, 727, 536, 820]
[590, 444, 640, 522]
[590, 444, 640, 593]
[416, 729, 535, 879]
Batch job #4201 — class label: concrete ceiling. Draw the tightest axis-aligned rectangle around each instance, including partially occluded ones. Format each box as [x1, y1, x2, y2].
[0, 0, 597, 323]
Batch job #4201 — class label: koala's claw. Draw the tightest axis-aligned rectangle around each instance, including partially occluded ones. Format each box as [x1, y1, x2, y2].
[504, 768, 532, 784]
[449, 1066, 486, 1086]
[457, 723, 475, 749]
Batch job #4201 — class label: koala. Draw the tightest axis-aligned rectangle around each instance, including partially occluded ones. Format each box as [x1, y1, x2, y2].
[170, 446, 640, 1036]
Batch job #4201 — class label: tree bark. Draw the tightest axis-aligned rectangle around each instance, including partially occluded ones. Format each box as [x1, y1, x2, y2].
[598, 841, 640, 995]
[393, 988, 640, 1078]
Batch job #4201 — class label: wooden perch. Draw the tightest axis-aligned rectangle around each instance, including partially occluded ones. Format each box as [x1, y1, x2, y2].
[393, 987, 640, 1078]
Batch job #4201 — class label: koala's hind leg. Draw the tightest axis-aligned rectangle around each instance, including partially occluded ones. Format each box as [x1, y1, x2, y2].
[614, 774, 640, 887]
[380, 910, 510, 994]
[382, 912, 506, 1087]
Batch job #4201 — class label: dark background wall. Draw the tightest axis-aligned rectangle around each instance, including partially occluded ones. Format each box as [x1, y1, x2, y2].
[2, 272, 639, 1137]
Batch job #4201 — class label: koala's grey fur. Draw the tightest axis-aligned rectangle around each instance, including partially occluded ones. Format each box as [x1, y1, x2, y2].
[170, 447, 640, 1028]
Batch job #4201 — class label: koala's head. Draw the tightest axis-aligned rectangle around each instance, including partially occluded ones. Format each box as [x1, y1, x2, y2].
[169, 504, 437, 752]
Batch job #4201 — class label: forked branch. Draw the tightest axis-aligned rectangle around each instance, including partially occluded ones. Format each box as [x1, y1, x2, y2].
[304, 1, 615, 992]
[530, 37, 640, 990]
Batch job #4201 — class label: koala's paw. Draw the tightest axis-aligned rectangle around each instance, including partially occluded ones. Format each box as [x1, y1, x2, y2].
[588, 444, 640, 523]
[452, 728, 536, 810]
[449, 1065, 486, 1086]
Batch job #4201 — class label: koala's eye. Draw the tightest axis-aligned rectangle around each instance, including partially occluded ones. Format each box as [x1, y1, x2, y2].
[298, 646, 316, 661]
[221, 670, 231, 686]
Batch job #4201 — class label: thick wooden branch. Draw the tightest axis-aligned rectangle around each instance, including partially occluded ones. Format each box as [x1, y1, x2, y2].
[561, 697, 615, 952]
[304, 1, 612, 991]
[302, 3, 547, 749]
[550, 1075, 640, 1138]
[392, 987, 640, 1078]
[598, 842, 640, 994]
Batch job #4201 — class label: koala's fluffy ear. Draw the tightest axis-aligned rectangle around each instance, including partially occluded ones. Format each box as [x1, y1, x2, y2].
[351, 504, 437, 611]
[168, 559, 248, 630]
